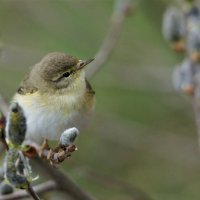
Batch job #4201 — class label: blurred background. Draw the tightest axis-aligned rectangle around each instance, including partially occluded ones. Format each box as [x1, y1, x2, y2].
[0, 0, 200, 199]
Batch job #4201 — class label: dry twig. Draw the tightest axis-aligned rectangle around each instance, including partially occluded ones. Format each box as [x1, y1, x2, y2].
[86, 0, 133, 78]
[76, 167, 153, 200]
[24, 140, 77, 166]
[0, 181, 57, 200]
[34, 158, 96, 200]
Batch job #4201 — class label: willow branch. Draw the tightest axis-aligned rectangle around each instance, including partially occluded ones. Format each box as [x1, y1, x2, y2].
[86, 0, 133, 78]
[33, 158, 96, 200]
[29, 143, 77, 167]
[0, 181, 57, 200]
[79, 167, 153, 200]
[26, 184, 40, 200]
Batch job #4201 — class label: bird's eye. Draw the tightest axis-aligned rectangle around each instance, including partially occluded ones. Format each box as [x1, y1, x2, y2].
[62, 72, 70, 78]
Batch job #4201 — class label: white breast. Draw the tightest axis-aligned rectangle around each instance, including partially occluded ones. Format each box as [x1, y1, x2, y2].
[13, 91, 86, 144]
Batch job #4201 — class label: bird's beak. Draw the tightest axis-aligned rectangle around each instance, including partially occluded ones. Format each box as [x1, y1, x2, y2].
[76, 58, 95, 70]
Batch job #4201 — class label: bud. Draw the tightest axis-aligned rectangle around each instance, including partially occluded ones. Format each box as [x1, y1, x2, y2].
[162, 6, 186, 42]
[172, 59, 195, 94]
[181, 0, 197, 15]
[6, 103, 26, 146]
[59, 127, 79, 146]
[4, 149, 29, 189]
[0, 182, 13, 195]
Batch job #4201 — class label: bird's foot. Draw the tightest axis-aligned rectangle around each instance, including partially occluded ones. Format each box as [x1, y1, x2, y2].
[46, 144, 77, 167]
[38, 138, 77, 167]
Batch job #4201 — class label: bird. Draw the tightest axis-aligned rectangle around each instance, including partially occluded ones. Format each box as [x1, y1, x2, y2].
[10, 52, 95, 144]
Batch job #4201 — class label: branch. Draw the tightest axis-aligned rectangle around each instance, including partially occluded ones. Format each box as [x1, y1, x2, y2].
[86, 0, 133, 78]
[78, 167, 153, 200]
[33, 158, 96, 200]
[26, 184, 40, 200]
[0, 181, 57, 200]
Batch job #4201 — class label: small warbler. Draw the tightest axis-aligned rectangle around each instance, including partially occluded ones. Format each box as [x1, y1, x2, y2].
[11, 52, 95, 144]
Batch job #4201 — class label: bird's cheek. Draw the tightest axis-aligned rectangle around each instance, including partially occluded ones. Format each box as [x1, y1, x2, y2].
[55, 79, 70, 89]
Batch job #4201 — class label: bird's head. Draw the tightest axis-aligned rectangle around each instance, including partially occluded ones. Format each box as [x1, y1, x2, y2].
[31, 52, 94, 93]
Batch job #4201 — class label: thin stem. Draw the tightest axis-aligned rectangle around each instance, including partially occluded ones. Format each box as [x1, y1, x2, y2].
[34, 157, 96, 200]
[26, 184, 41, 200]
[86, 0, 133, 78]
[0, 181, 57, 200]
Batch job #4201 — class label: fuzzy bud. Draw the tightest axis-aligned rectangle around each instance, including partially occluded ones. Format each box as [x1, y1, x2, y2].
[162, 6, 186, 42]
[6, 103, 26, 146]
[187, 26, 200, 55]
[4, 149, 29, 189]
[0, 182, 13, 195]
[59, 127, 79, 146]
[172, 59, 195, 92]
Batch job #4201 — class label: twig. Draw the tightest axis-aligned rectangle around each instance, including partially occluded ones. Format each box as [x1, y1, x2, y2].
[26, 184, 40, 200]
[0, 181, 57, 200]
[78, 167, 153, 200]
[34, 158, 96, 200]
[86, 0, 133, 78]
[41, 144, 77, 166]
[24, 139, 77, 166]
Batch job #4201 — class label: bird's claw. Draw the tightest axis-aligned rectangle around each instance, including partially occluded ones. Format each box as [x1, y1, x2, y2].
[38, 138, 77, 167]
